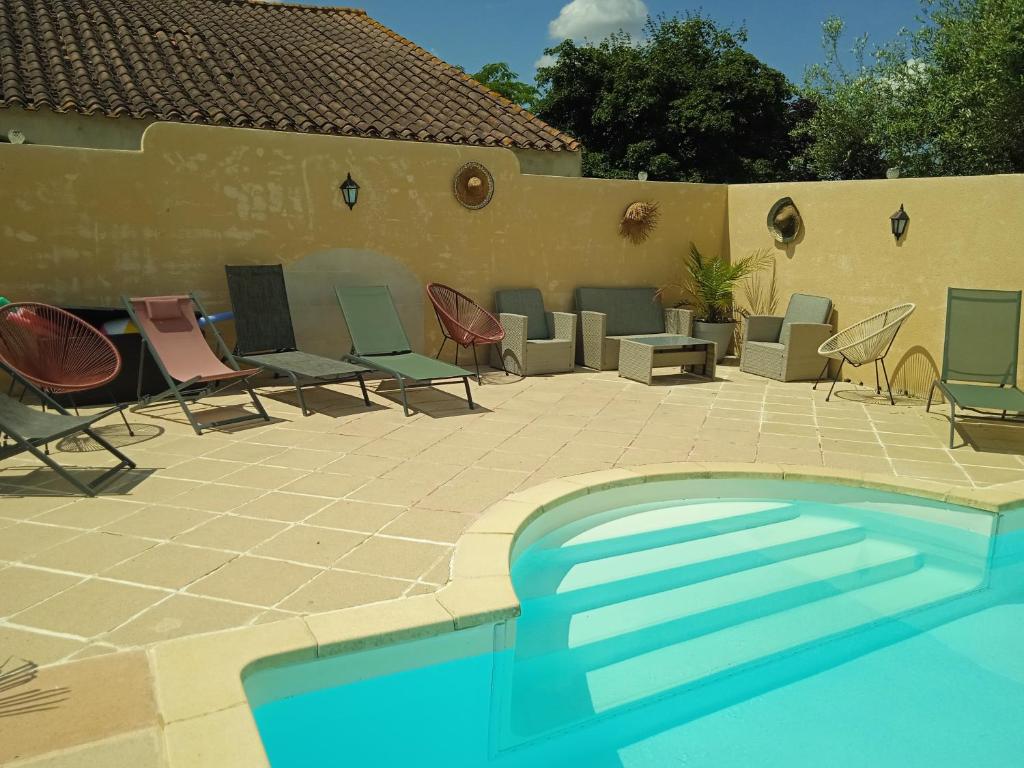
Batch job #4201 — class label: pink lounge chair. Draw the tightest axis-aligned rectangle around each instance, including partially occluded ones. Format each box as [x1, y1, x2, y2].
[122, 294, 269, 434]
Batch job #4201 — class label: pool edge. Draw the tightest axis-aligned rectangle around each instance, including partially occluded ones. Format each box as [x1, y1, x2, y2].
[147, 463, 1024, 768]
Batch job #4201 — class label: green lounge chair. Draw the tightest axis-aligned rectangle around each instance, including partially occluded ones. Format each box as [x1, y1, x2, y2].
[927, 288, 1024, 448]
[0, 364, 135, 496]
[335, 286, 475, 416]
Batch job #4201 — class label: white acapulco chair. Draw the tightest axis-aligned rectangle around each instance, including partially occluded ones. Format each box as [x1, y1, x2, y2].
[814, 303, 916, 404]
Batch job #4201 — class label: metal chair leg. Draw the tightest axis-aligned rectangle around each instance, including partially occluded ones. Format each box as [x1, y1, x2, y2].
[874, 360, 882, 395]
[812, 359, 830, 391]
[356, 374, 371, 407]
[434, 337, 447, 360]
[463, 376, 475, 410]
[879, 357, 895, 406]
[471, 344, 482, 384]
[825, 360, 844, 402]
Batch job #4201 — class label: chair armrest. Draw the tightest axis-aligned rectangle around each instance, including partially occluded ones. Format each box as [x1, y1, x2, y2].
[664, 307, 694, 336]
[780, 323, 833, 352]
[579, 311, 607, 369]
[745, 315, 784, 343]
[549, 311, 577, 341]
[499, 313, 528, 355]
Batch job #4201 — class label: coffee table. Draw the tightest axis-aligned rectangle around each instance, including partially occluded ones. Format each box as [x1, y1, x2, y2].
[618, 335, 717, 385]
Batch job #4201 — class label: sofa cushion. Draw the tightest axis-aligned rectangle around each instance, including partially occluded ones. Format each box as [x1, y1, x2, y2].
[782, 294, 832, 328]
[575, 287, 665, 336]
[495, 288, 550, 340]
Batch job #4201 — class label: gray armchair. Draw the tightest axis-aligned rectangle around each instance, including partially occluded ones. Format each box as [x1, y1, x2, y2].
[575, 287, 694, 370]
[492, 289, 576, 376]
[740, 293, 833, 381]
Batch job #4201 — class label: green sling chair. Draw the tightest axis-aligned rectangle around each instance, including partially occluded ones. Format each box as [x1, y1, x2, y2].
[927, 288, 1024, 448]
[335, 286, 475, 416]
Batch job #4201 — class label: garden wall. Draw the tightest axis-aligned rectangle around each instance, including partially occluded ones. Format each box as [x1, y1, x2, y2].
[0, 122, 725, 358]
[728, 174, 1024, 396]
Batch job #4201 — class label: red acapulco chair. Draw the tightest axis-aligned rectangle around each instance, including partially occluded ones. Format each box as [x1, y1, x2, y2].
[0, 302, 134, 435]
[426, 283, 506, 384]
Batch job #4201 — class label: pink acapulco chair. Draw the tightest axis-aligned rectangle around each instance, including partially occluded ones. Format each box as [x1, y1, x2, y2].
[0, 302, 134, 434]
[427, 283, 506, 383]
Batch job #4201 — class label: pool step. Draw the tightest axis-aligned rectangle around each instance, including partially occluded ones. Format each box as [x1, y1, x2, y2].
[544, 500, 800, 564]
[514, 538, 922, 659]
[507, 562, 981, 741]
[515, 515, 866, 605]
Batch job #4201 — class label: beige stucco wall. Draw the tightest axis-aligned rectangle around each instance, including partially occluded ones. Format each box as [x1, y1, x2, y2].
[728, 175, 1024, 396]
[0, 106, 582, 178]
[0, 121, 725, 357]
[0, 106, 152, 150]
[511, 147, 583, 177]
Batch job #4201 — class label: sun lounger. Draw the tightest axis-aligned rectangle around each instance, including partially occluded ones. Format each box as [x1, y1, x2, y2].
[335, 285, 474, 416]
[122, 294, 270, 435]
[225, 265, 370, 415]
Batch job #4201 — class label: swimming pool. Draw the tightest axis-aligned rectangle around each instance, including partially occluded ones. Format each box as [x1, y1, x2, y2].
[246, 478, 1024, 767]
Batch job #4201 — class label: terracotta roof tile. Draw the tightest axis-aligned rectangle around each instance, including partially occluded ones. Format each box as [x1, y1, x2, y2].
[0, 0, 579, 152]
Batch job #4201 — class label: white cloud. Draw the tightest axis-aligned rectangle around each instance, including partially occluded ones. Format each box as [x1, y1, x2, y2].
[534, 52, 559, 69]
[547, 0, 648, 43]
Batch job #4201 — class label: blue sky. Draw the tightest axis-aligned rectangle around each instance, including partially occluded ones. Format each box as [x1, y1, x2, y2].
[347, 0, 924, 84]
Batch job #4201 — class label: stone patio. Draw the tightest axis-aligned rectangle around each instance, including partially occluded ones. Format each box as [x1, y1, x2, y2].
[3, 363, 1024, 671]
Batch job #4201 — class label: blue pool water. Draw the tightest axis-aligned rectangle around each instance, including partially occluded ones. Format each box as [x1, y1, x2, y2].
[247, 480, 1024, 767]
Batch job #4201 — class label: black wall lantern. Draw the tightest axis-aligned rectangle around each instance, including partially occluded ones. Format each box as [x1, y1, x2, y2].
[890, 204, 909, 241]
[340, 173, 359, 210]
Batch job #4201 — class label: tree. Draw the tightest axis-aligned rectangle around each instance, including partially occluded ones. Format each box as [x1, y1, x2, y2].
[801, 1, 1024, 179]
[469, 62, 539, 109]
[532, 15, 801, 183]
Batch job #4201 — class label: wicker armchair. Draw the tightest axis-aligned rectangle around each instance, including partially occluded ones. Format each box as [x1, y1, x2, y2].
[740, 293, 833, 382]
[491, 289, 575, 376]
[575, 287, 694, 371]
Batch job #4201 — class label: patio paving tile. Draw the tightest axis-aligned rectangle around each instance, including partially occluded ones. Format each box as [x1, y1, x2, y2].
[0, 566, 82, 617]
[31, 498, 144, 530]
[381, 508, 478, 544]
[28, 532, 157, 574]
[228, 492, 332, 522]
[104, 543, 236, 589]
[277, 570, 408, 613]
[0, 522, 81, 561]
[175, 515, 287, 552]
[187, 556, 318, 606]
[101, 505, 215, 539]
[12, 579, 165, 637]
[335, 537, 450, 580]
[306, 499, 405, 533]
[252, 525, 367, 567]
[277, 471, 369, 498]
[103, 595, 262, 647]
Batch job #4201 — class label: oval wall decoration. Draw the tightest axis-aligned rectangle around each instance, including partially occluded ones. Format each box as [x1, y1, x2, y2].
[767, 197, 802, 243]
[453, 162, 495, 210]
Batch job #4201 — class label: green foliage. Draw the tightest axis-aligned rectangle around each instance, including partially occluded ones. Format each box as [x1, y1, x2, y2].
[533, 15, 801, 183]
[662, 245, 773, 323]
[801, 1, 1024, 178]
[469, 62, 539, 109]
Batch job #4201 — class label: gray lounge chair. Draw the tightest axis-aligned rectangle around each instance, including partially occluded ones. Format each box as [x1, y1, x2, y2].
[740, 293, 833, 381]
[575, 287, 694, 370]
[225, 265, 371, 416]
[927, 288, 1024, 448]
[335, 286, 475, 416]
[0, 364, 135, 496]
[492, 288, 576, 376]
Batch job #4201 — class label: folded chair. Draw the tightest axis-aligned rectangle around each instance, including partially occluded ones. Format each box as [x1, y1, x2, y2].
[225, 265, 371, 416]
[122, 295, 270, 435]
[335, 286, 475, 416]
[927, 288, 1024, 448]
[0, 364, 135, 496]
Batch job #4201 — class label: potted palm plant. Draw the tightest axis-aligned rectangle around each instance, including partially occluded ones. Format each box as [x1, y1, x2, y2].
[662, 244, 772, 362]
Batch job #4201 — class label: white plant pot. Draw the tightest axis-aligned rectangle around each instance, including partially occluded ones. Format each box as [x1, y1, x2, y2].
[693, 321, 735, 362]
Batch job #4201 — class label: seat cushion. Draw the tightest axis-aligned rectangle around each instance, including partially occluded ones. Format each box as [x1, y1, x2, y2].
[495, 289, 549, 340]
[783, 294, 832, 327]
[575, 287, 665, 336]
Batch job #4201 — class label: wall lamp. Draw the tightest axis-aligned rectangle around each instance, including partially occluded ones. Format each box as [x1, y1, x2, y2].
[340, 173, 360, 210]
[890, 204, 909, 242]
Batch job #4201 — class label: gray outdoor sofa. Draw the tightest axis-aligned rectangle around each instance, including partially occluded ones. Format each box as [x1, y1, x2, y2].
[740, 293, 833, 381]
[575, 287, 694, 371]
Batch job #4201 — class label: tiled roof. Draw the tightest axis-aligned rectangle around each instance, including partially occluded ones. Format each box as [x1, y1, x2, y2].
[0, 0, 579, 151]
